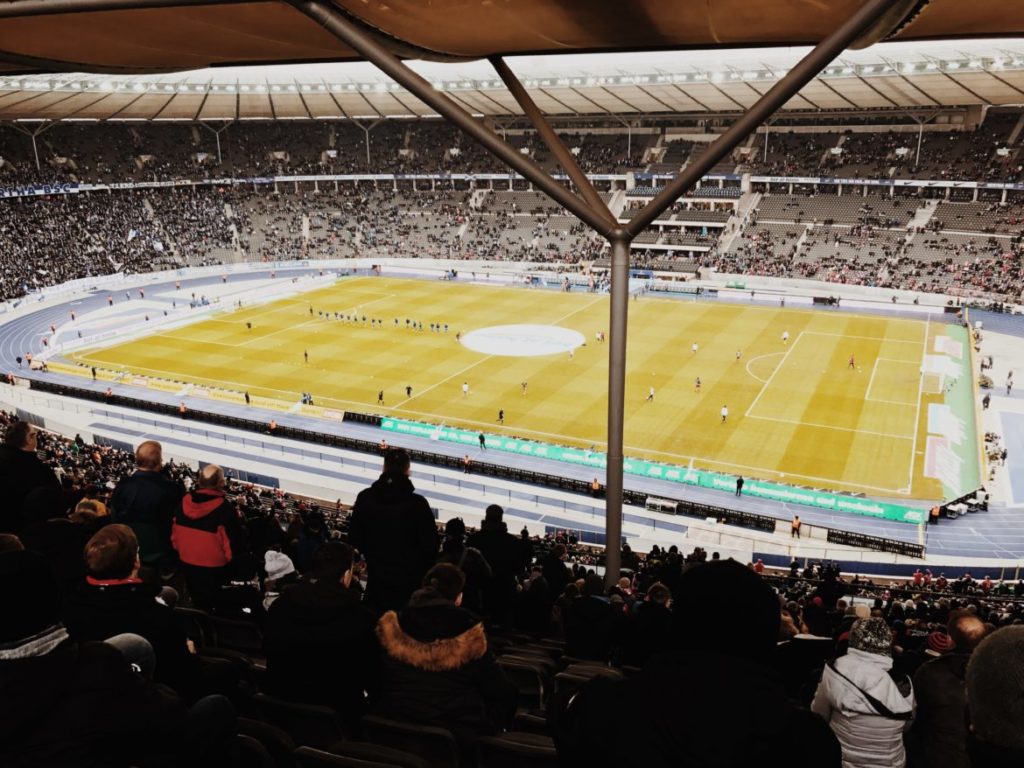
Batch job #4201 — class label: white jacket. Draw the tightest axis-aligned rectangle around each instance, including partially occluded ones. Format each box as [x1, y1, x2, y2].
[811, 649, 916, 768]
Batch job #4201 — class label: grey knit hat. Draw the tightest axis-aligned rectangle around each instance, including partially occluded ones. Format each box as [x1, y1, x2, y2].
[849, 617, 892, 656]
[967, 626, 1024, 751]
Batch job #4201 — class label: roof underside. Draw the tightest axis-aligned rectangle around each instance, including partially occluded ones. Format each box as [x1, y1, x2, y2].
[0, 0, 1020, 75]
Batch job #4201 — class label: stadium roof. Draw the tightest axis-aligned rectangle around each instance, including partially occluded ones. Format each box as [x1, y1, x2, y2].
[2, 41, 1023, 121]
[0, 0, 1019, 77]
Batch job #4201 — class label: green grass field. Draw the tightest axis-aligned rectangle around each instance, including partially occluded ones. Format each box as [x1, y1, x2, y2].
[70, 276, 944, 500]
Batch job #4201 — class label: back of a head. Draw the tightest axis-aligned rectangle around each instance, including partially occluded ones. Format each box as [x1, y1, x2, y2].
[382, 447, 410, 478]
[84, 524, 139, 580]
[135, 440, 162, 471]
[583, 573, 605, 598]
[422, 562, 465, 602]
[949, 610, 988, 652]
[197, 464, 225, 490]
[4, 420, 32, 450]
[647, 582, 671, 605]
[484, 504, 504, 523]
[312, 541, 353, 583]
[967, 626, 1024, 753]
[444, 517, 466, 541]
[849, 617, 893, 657]
[671, 560, 780, 661]
[0, 549, 63, 643]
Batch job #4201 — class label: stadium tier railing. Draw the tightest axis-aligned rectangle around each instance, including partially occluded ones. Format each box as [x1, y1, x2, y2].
[22, 376, 925, 559]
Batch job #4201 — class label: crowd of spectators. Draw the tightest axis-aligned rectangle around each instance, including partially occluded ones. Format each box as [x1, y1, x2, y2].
[3, 412, 1024, 766]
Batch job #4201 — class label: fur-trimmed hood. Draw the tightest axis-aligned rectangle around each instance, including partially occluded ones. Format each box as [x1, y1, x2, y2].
[376, 593, 487, 672]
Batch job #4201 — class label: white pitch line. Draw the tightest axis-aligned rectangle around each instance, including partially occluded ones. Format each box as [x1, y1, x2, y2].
[744, 331, 803, 418]
[908, 315, 929, 492]
[743, 351, 784, 384]
[745, 413, 915, 440]
[866, 357, 882, 401]
[801, 330, 926, 343]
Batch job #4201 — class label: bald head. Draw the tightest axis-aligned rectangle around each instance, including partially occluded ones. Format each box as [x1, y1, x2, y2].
[950, 611, 988, 652]
[198, 464, 225, 490]
[135, 441, 163, 471]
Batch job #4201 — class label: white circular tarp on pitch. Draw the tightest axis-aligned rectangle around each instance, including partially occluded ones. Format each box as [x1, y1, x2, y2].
[460, 324, 585, 357]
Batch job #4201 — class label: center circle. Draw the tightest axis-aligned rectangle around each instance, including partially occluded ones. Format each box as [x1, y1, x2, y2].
[460, 324, 585, 357]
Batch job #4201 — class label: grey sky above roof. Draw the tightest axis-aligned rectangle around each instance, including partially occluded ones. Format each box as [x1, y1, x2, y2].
[1, 39, 1022, 121]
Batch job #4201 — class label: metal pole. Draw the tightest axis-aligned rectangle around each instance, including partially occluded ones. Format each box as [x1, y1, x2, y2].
[215, 130, 222, 165]
[603, 233, 630, 588]
[764, 124, 770, 162]
[287, 0, 616, 237]
[916, 120, 923, 167]
[0, 0, 249, 17]
[31, 132, 40, 170]
[625, 0, 895, 238]
[490, 56, 615, 227]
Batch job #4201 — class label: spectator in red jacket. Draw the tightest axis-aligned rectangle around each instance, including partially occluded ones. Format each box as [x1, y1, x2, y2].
[172, 465, 243, 610]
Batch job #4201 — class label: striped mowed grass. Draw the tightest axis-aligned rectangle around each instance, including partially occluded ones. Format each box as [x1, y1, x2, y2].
[71, 276, 942, 500]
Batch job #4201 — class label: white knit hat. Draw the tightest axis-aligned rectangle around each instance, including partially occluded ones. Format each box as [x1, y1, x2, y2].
[264, 551, 295, 581]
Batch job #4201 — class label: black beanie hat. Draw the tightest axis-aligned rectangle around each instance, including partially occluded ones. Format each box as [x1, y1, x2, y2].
[671, 560, 780, 661]
[0, 549, 63, 643]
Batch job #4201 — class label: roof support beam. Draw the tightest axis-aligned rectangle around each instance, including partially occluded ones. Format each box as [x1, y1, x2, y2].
[490, 57, 614, 226]
[287, 0, 894, 588]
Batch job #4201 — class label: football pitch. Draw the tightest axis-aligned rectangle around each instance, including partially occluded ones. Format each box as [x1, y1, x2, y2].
[70, 276, 945, 500]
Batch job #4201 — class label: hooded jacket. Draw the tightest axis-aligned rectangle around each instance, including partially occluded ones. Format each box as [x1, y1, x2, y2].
[811, 648, 916, 768]
[348, 474, 438, 613]
[374, 588, 516, 740]
[171, 489, 239, 569]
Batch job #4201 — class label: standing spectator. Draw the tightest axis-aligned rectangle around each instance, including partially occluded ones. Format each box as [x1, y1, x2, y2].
[0, 549, 188, 767]
[467, 504, 529, 625]
[436, 518, 491, 616]
[374, 564, 516, 758]
[348, 448, 439, 613]
[556, 561, 840, 766]
[911, 612, 987, 768]
[171, 465, 242, 610]
[965, 626, 1024, 765]
[540, 543, 571, 604]
[622, 581, 673, 666]
[564, 573, 616, 661]
[265, 542, 378, 730]
[812, 617, 915, 768]
[0, 421, 60, 533]
[110, 441, 184, 575]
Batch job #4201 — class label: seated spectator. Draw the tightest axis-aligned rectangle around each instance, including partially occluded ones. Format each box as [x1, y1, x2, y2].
[172, 464, 243, 610]
[265, 541, 377, 729]
[111, 440, 184, 575]
[466, 504, 529, 625]
[563, 572, 616, 661]
[65, 524, 202, 697]
[623, 581, 673, 666]
[0, 421, 60, 533]
[262, 550, 298, 610]
[374, 563, 516, 754]
[812, 617, 915, 768]
[437, 517, 491, 615]
[556, 560, 841, 767]
[912, 612, 987, 768]
[0, 549, 188, 767]
[965, 626, 1024, 766]
[348, 448, 439, 613]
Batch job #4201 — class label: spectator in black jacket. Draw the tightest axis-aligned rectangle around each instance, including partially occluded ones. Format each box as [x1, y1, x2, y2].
[540, 543, 571, 605]
[564, 573, 616, 661]
[110, 441, 184, 575]
[623, 581, 674, 666]
[348, 448, 439, 613]
[0, 548, 189, 767]
[265, 541, 378, 730]
[374, 563, 516, 759]
[65, 524, 205, 698]
[965, 626, 1024, 766]
[556, 560, 841, 768]
[467, 504, 529, 624]
[437, 517, 491, 616]
[0, 421, 60, 533]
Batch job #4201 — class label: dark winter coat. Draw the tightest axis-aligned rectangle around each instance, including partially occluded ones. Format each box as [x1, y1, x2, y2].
[374, 589, 516, 743]
[171, 489, 241, 569]
[467, 520, 530, 620]
[0, 444, 60, 533]
[110, 470, 184, 566]
[64, 577, 197, 693]
[556, 650, 841, 768]
[0, 637, 187, 768]
[623, 600, 674, 667]
[265, 578, 379, 725]
[912, 651, 972, 768]
[348, 474, 438, 613]
[564, 595, 616, 661]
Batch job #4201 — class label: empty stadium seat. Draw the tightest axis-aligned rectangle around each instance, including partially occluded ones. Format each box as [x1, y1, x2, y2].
[294, 744, 431, 768]
[476, 733, 559, 768]
[253, 693, 349, 749]
[361, 716, 460, 768]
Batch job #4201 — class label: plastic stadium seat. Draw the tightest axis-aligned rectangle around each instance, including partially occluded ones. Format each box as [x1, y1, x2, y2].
[253, 693, 349, 749]
[238, 717, 297, 768]
[209, 615, 265, 655]
[174, 606, 215, 651]
[361, 716, 460, 768]
[237, 734, 277, 768]
[295, 744, 431, 768]
[561, 663, 623, 680]
[496, 658, 548, 710]
[476, 733, 559, 768]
